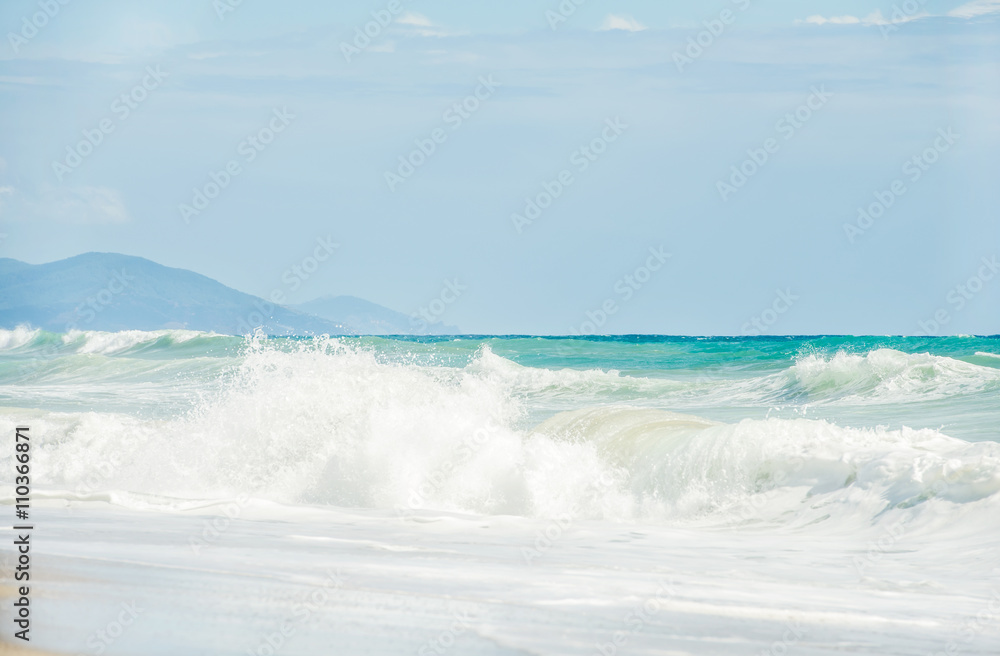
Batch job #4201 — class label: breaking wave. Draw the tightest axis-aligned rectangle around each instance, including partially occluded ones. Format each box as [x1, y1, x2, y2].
[4, 337, 999, 532]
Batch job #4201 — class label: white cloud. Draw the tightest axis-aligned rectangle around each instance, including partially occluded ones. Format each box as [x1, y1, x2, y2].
[397, 12, 433, 28]
[0, 184, 129, 225]
[802, 14, 862, 25]
[600, 15, 648, 32]
[420, 50, 481, 65]
[188, 51, 226, 61]
[798, 10, 929, 26]
[949, 0, 1000, 18]
[10, 186, 130, 225]
[0, 185, 14, 218]
[877, 9, 931, 23]
[801, 2, 994, 26]
[52, 187, 129, 224]
[0, 75, 52, 86]
[395, 13, 459, 37]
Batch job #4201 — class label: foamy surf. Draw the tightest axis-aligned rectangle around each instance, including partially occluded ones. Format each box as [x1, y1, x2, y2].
[3, 332, 1000, 655]
[3, 335, 998, 532]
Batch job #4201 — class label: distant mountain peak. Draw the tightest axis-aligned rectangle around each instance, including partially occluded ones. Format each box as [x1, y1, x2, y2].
[0, 253, 349, 336]
[0, 253, 459, 336]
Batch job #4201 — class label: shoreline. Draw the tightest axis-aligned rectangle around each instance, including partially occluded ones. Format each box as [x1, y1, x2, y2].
[0, 500, 996, 654]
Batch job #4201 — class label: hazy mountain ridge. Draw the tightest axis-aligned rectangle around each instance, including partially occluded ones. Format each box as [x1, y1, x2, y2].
[0, 252, 347, 336]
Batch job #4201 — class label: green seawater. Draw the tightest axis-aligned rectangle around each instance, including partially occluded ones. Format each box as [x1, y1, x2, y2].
[2, 330, 998, 442]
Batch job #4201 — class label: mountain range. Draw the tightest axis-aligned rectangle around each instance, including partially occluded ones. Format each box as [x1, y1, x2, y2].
[0, 252, 458, 336]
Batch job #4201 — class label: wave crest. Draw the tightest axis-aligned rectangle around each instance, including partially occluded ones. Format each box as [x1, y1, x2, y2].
[6, 339, 999, 531]
[780, 348, 1000, 403]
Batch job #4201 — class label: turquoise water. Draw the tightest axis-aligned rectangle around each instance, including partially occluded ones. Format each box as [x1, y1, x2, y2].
[3, 329, 999, 441]
[2, 327, 999, 529]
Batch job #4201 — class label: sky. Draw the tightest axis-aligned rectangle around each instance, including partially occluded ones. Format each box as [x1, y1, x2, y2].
[0, 0, 998, 335]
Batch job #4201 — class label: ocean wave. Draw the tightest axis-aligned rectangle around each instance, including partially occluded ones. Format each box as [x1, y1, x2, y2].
[775, 348, 1000, 403]
[466, 344, 693, 400]
[0, 326, 54, 351]
[5, 338, 998, 532]
[5, 329, 996, 406]
[0, 326, 238, 356]
[64, 328, 211, 355]
[528, 406, 1000, 527]
[465, 346, 1000, 408]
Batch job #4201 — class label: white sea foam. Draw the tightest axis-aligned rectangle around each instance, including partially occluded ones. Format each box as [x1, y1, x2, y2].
[782, 348, 1000, 403]
[6, 339, 999, 534]
[64, 328, 212, 354]
[5, 334, 999, 655]
[0, 325, 42, 350]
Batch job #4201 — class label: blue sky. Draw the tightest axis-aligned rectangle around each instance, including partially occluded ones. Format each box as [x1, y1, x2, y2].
[0, 0, 998, 335]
